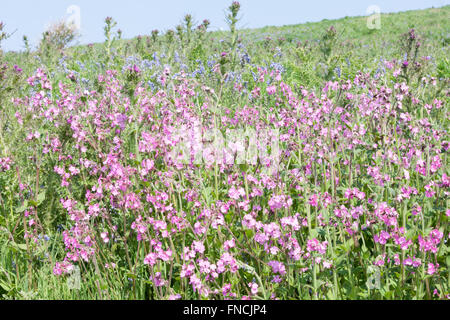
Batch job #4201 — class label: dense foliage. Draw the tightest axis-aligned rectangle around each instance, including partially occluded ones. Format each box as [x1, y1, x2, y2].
[0, 3, 448, 300]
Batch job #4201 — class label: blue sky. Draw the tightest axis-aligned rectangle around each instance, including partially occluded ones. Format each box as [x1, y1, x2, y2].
[1, 0, 448, 51]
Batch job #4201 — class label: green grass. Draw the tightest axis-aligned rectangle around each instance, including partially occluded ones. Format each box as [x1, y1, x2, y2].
[0, 4, 448, 300]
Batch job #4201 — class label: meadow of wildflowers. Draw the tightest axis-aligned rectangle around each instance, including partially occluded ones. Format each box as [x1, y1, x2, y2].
[0, 3, 448, 300]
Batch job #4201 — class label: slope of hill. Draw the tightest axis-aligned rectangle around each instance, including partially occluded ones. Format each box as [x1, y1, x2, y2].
[0, 4, 448, 300]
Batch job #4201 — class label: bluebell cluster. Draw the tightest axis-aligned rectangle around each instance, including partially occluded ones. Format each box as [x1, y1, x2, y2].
[224, 71, 242, 84]
[174, 51, 181, 64]
[38, 234, 50, 241]
[191, 59, 206, 78]
[273, 47, 283, 59]
[270, 62, 285, 74]
[335, 66, 341, 78]
[207, 59, 216, 71]
[76, 61, 86, 71]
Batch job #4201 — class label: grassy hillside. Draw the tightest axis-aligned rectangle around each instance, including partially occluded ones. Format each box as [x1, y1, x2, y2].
[243, 6, 450, 43]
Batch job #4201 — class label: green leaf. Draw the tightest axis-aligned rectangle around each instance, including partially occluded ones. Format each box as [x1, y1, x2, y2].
[309, 229, 319, 239]
[16, 200, 28, 213]
[9, 242, 27, 251]
[126, 273, 137, 280]
[245, 229, 254, 239]
[0, 281, 11, 292]
[16, 243, 28, 251]
[29, 200, 38, 207]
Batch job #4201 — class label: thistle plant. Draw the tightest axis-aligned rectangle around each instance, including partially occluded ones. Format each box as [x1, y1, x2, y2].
[399, 28, 427, 85]
[184, 14, 193, 45]
[226, 1, 241, 47]
[166, 29, 175, 44]
[226, 1, 241, 66]
[175, 24, 184, 44]
[104, 16, 118, 62]
[23, 35, 31, 55]
[196, 19, 210, 42]
[151, 29, 159, 43]
[0, 22, 9, 55]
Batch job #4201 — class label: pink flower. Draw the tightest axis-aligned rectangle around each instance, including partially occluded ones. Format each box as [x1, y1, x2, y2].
[374, 255, 385, 266]
[0, 157, 12, 172]
[53, 261, 74, 275]
[249, 282, 259, 295]
[150, 272, 166, 287]
[222, 283, 232, 297]
[427, 263, 439, 275]
[144, 253, 157, 266]
[411, 257, 422, 268]
[411, 205, 422, 216]
[100, 232, 109, 243]
[374, 230, 390, 245]
[268, 194, 292, 211]
[267, 261, 286, 275]
[393, 254, 401, 266]
[228, 186, 245, 200]
[308, 194, 319, 207]
[403, 257, 412, 266]
[266, 85, 276, 95]
[192, 240, 205, 254]
[224, 239, 235, 251]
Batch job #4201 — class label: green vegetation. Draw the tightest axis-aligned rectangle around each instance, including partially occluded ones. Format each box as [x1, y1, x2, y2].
[0, 4, 448, 300]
